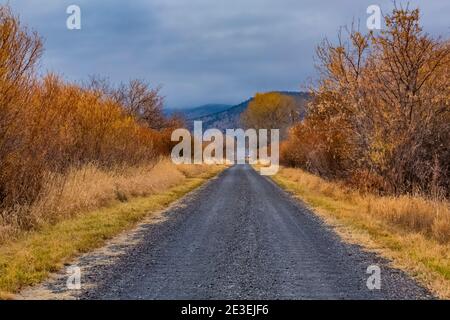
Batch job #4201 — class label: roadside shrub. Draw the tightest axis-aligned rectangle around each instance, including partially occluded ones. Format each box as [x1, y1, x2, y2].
[282, 7, 450, 197]
[0, 5, 181, 232]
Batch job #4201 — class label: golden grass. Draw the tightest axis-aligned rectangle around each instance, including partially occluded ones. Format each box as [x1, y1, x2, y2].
[0, 160, 225, 298]
[272, 167, 450, 299]
[0, 159, 189, 242]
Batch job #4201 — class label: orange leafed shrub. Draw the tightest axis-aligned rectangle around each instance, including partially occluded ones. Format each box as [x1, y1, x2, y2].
[1, 74, 165, 207]
[282, 6, 450, 196]
[0, 5, 179, 228]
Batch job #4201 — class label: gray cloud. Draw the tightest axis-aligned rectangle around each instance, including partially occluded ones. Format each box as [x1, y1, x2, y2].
[6, 0, 450, 108]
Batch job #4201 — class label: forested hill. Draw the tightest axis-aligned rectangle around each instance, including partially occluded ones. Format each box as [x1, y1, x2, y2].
[178, 91, 310, 131]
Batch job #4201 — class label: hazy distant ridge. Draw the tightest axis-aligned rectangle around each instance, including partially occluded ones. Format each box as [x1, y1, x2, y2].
[178, 91, 310, 131]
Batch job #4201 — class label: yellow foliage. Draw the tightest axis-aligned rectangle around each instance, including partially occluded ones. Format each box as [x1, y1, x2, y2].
[0, 5, 177, 231]
[241, 92, 299, 138]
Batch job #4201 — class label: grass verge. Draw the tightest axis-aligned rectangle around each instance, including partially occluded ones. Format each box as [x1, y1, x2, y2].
[271, 167, 450, 299]
[0, 164, 224, 299]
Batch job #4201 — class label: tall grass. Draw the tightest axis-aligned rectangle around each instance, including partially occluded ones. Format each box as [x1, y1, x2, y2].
[273, 166, 450, 297]
[278, 167, 450, 244]
[0, 160, 217, 244]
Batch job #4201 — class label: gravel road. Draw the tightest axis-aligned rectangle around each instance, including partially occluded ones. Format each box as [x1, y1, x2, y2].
[79, 164, 431, 299]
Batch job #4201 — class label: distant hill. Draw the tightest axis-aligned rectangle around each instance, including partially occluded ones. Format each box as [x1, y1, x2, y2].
[164, 104, 233, 120]
[184, 91, 310, 131]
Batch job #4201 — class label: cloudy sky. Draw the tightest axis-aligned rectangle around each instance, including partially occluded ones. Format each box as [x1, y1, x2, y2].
[6, 0, 450, 108]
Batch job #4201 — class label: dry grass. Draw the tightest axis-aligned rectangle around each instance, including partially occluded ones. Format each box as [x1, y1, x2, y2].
[278, 167, 450, 243]
[0, 160, 225, 298]
[0, 159, 187, 243]
[272, 166, 450, 298]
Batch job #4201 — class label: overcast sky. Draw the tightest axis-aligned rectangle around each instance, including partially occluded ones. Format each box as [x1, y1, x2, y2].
[6, 0, 450, 108]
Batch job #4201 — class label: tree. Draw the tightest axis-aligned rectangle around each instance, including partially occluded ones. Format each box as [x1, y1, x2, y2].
[283, 6, 450, 195]
[0, 6, 43, 203]
[241, 92, 300, 138]
[112, 79, 166, 130]
[0, 5, 43, 151]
